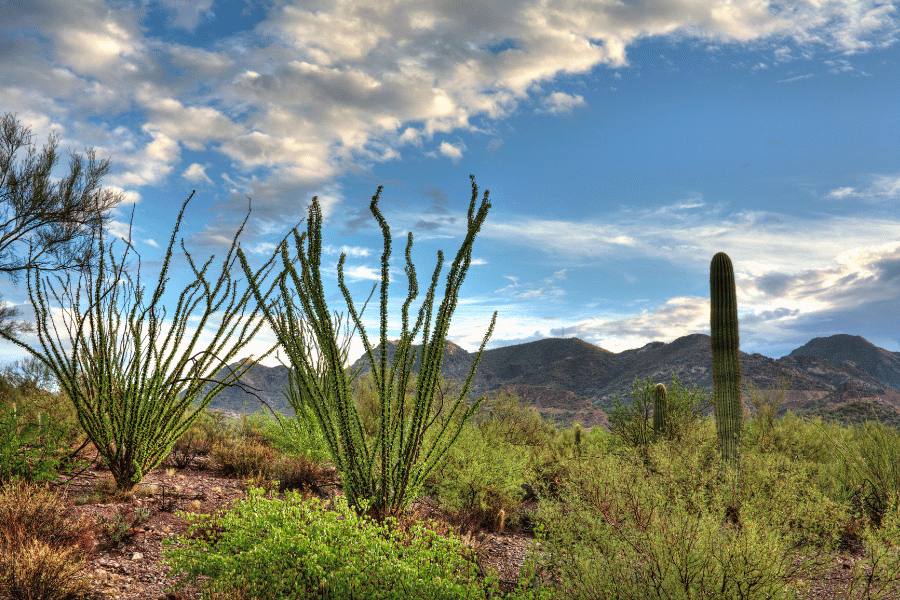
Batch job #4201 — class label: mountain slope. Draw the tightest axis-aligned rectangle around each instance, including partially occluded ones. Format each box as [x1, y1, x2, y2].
[787, 334, 900, 389]
[201, 333, 900, 430]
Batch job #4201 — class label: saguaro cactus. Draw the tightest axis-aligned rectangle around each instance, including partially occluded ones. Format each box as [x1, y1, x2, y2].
[710, 252, 743, 468]
[652, 383, 668, 438]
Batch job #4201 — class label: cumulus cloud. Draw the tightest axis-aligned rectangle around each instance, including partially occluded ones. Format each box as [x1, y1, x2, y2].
[537, 91, 586, 115]
[183, 163, 214, 184]
[104, 185, 141, 206]
[323, 244, 372, 257]
[436, 140, 466, 163]
[562, 296, 710, 353]
[4, 0, 897, 214]
[482, 199, 900, 277]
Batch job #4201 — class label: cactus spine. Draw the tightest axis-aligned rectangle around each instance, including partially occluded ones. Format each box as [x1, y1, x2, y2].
[652, 383, 668, 438]
[710, 252, 743, 469]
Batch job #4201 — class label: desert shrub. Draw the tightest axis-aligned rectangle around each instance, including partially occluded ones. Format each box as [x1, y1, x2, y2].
[261, 413, 331, 464]
[608, 373, 711, 452]
[844, 502, 900, 598]
[475, 388, 557, 448]
[0, 361, 88, 484]
[0, 479, 96, 600]
[425, 420, 529, 533]
[736, 449, 849, 550]
[191, 408, 233, 450]
[742, 377, 791, 450]
[765, 411, 839, 465]
[95, 505, 151, 551]
[534, 452, 810, 600]
[164, 427, 209, 470]
[272, 453, 336, 496]
[162, 486, 548, 600]
[830, 421, 900, 529]
[210, 439, 277, 479]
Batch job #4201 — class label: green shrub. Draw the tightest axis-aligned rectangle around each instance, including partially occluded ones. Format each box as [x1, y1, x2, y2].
[742, 377, 791, 450]
[425, 419, 529, 533]
[475, 388, 557, 448]
[830, 421, 900, 528]
[0, 401, 77, 485]
[608, 373, 712, 452]
[163, 486, 547, 599]
[534, 452, 810, 600]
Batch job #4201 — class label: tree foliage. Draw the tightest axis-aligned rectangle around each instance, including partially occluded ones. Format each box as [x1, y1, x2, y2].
[0, 112, 124, 337]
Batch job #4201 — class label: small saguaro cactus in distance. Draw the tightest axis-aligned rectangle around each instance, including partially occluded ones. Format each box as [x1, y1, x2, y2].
[573, 422, 583, 457]
[652, 383, 668, 438]
[710, 251, 743, 469]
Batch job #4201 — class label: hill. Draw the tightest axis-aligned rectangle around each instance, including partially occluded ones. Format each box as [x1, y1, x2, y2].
[201, 333, 900, 431]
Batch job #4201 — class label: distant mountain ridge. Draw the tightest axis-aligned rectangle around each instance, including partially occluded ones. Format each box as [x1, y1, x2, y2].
[202, 333, 900, 430]
[787, 334, 900, 389]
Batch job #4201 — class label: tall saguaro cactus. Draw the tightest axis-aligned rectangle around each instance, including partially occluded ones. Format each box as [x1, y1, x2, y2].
[652, 383, 668, 438]
[710, 252, 743, 469]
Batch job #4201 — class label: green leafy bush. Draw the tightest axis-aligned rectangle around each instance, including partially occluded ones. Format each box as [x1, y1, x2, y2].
[163, 486, 545, 599]
[0, 401, 76, 484]
[425, 417, 529, 533]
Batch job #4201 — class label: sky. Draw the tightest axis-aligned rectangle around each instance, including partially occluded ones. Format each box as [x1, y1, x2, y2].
[1, 0, 900, 372]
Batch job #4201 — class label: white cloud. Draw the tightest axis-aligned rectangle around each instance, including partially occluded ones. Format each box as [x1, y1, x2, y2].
[437, 140, 466, 163]
[108, 130, 179, 187]
[324, 244, 372, 257]
[827, 173, 900, 202]
[183, 163, 214, 185]
[537, 91, 586, 115]
[105, 185, 141, 206]
[777, 73, 814, 82]
[827, 186, 857, 199]
[483, 199, 900, 278]
[157, 0, 215, 31]
[337, 263, 401, 284]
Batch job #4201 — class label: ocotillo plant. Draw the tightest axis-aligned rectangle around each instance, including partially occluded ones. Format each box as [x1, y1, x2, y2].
[710, 251, 743, 469]
[238, 175, 497, 519]
[652, 383, 667, 438]
[0, 193, 277, 491]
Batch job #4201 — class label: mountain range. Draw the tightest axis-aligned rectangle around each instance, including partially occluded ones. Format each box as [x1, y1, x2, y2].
[200, 333, 900, 430]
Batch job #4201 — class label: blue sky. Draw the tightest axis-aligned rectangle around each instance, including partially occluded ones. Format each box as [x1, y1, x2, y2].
[2, 0, 900, 369]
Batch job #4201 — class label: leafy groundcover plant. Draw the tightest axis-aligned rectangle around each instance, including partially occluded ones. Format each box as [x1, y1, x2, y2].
[162, 486, 547, 600]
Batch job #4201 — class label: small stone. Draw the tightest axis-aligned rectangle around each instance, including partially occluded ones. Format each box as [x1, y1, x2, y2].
[132, 552, 143, 560]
